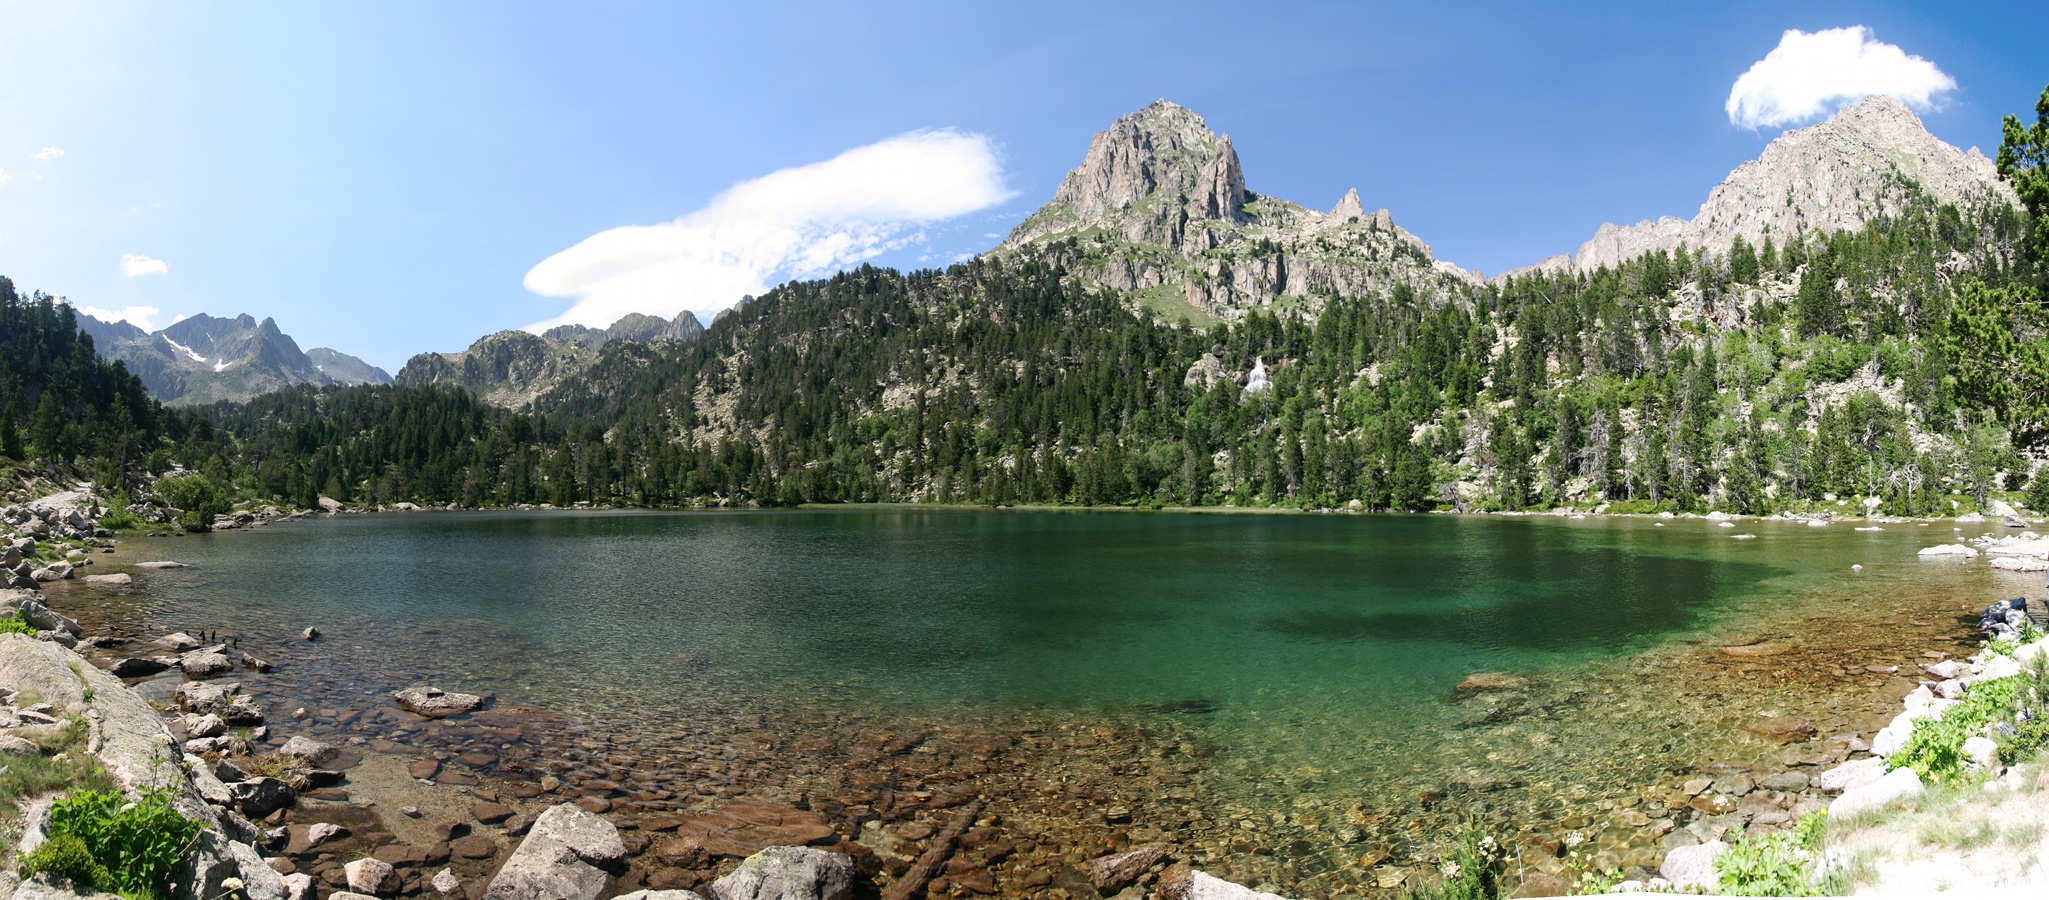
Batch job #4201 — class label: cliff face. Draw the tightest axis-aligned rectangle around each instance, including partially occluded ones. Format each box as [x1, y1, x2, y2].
[998, 101, 1479, 320]
[1568, 96, 2018, 272]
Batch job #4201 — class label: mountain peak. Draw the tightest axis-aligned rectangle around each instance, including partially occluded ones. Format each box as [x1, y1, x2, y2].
[1566, 94, 2017, 273]
[1004, 99, 1245, 249]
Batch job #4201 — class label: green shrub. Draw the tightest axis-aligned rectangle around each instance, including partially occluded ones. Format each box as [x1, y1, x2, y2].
[17, 833, 113, 891]
[153, 473, 229, 532]
[22, 788, 200, 900]
[1403, 830, 1504, 900]
[1891, 677, 2021, 783]
[0, 611, 36, 637]
[1715, 810, 1836, 896]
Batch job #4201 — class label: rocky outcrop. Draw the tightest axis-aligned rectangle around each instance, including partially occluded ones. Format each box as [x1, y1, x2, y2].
[998, 100, 1480, 319]
[0, 634, 289, 900]
[1559, 96, 2018, 274]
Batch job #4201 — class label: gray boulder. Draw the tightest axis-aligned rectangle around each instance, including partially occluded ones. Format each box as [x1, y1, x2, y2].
[481, 803, 625, 900]
[232, 777, 296, 819]
[1657, 840, 1725, 891]
[108, 656, 171, 678]
[277, 735, 338, 765]
[1831, 766, 1924, 817]
[346, 858, 399, 896]
[395, 685, 487, 718]
[708, 847, 855, 900]
[1157, 864, 1297, 900]
[180, 648, 236, 679]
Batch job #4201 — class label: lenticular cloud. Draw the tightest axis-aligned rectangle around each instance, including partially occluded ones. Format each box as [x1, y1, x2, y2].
[524, 130, 1012, 332]
[1726, 26, 1955, 130]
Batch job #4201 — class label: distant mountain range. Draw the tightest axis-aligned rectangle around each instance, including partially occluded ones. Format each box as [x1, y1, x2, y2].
[75, 312, 391, 407]
[395, 309, 705, 409]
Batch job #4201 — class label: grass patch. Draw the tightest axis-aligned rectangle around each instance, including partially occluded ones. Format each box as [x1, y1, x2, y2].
[0, 612, 38, 637]
[0, 716, 115, 812]
[1715, 811, 1839, 897]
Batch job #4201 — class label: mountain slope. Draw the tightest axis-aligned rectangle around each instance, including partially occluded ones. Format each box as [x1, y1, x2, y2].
[996, 100, 1480, 321]
[1562, 96, 2018, 273]
[76, 311, 389, 406]
[396, 310, 705, 410]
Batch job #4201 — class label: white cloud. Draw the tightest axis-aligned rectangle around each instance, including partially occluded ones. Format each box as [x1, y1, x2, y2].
[119, 253, 169, 277]
[1727, 26, 1955, 129]
[34, 147, 63, 161]
[524, 129, 1012, 331]
[76, 304, 161, 330]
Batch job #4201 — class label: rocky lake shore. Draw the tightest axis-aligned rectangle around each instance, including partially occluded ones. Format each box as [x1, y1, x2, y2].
[6, 492, 2046, 898]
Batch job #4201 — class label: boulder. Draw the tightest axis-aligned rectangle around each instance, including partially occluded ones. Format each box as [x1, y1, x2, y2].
[1963, 736, 2001, 771]
[1158, 863, 1298, 900]
[108, 656, 171, 678]
[1087, 844, 1168, 893]
[133, 561, 190, 569]
[281, 873, 317, 900]
[1918, 544, 1979, 559]
[1716, 640, 1795, 657]
[481, 803, 624, 900]
[82, 573, 133, 588]
[233, 777, 297, 819]
[706, 846, 854, 900]
[277, 735, 338, 765]
[0, 734, 41, 754]
[29, 562, 72, 582]
[615, 893, 706, 900]
[1657, 840, 1725, 891]
[156, 631, 204, 652]
[1925, 659, 1966, 680]
[1831, 766, 1924, 817]
[395, 686, 486, 718]
[346, 858, 399, 896]
[180, 648, 236, 679]
[430, 869, 469, 900]
[184, 713, 228, 738]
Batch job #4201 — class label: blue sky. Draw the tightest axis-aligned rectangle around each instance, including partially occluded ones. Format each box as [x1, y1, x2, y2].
[1, 1, 2044, 371]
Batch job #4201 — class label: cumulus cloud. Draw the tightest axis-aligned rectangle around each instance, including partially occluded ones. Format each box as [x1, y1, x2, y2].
[524, 129, 1012, 331]
[1727, 26, 1955, 129]
[120, 253, 169, 277]
[34, 147, 63, 160]
[76, 304, 161, 330]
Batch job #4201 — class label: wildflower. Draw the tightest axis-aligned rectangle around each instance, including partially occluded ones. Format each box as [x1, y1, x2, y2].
[1440, 860, 1462, 880]
[221, 878, 245, 892]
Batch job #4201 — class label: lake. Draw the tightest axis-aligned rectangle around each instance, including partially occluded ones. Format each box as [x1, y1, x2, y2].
[82, 509, 2030, 893]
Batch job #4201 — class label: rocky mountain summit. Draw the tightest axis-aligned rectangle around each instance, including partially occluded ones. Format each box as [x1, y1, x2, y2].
[398, 310, 705, 410]
[75, 312, 390, 406]
[1555, 95, 2019, 275]
[998, 100, 1480, 320]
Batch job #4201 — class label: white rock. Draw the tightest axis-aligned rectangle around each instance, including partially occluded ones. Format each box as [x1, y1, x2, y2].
[1158, 866, 1299, 900]
[708, 847, 856, 900]
[1657, 840, 1725, 890]
[1831, 766, 1924, 817]
[2016, 638, 2049, 665]
[1963, 736, 2000, 771]
[1925, 659, 1966, 680]
[345, 858, 398, 896]
[1816, 757, 1888, 793]
[282, 874, 317, 900]
[1968, 655, 2024, 684]
[1932, 679, 1963, 700]
[1871, 714, 1916, 758]
[1918, 544, 1979, 559]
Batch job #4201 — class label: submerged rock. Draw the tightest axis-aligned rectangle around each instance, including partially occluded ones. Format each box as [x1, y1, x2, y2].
[1453, 672, 1530, 693]
[1088, 844, 1169, 893]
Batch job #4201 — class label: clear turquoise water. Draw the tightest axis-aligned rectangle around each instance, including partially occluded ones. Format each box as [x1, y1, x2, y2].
[107, 509, 2029, 888]
[127, 510, 1803, 708]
